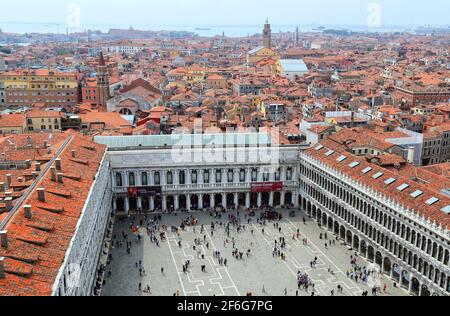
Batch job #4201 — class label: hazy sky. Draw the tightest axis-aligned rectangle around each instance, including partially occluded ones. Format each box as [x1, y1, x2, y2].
[0, 0, 449, 32]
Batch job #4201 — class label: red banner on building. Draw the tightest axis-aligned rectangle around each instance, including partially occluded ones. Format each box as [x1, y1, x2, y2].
[128, 186, 162, 197]
[251, 182, 283, 193]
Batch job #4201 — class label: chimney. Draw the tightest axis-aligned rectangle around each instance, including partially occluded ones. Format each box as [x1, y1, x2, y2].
[32, 172, 38, 180]
[43, 140, 48, 148]
[37, 188, 45, 202]
[6, 174, 11, 188]
[35, 163, 41, 172]
[24, 205, 32, 219]
[0, 231, 7, 248]
[50, 167, 56, 182]
[71, 150, 76, 158]
[4, 197, 12, 211]
[55, 158, 62, 171]
[0, 183, 5, 192]
[407, 146, 415, 164]
[0, 257, 5, 279]
[1, 153, 5, 161]
[57, 173, 64, 184]
[26, 159, 32, 168]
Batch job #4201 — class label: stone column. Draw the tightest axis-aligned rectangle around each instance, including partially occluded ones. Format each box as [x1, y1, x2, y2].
[246, 192, 251, 209]
[210, 194, 215, 208]
[222, 169, 227, 185]
[280, 191, 286, 207]
[199, 170, 204, 185]
[246, 168, 252, 183]
[137, 197, 142, 210]
[280, 167, 286, 181]
[210, 169, 215, 184]
[113, 198, 117, 212]
[292, 190, 298, 207]
[257, 193, 262, 208]
[125, 197, 130, 214]
[257, 169, 263, 182]
[269, 192, 274, 207]
[234, 193, 239, 209]
[222, 193, 227, 208]
[150, 196, 155, 211]
[162, 196, 167, 211]
[150, 172, 155, 186]
[186, 170, 191, 186]
[408, 274, 414, 293]
[199, 194, 204, 209]
[187, 195, 191, 211]
[174, 195, 180, 210]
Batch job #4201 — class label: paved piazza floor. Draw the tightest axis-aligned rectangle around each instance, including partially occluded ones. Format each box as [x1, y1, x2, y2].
[101, 209, 409, 297]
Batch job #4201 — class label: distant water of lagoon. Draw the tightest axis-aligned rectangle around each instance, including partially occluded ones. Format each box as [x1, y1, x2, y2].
[0, 23, 420, 37]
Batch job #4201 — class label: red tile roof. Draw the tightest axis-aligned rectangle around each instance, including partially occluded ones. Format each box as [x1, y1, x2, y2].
[305, 139, 450, 229]
[0, 133, 106, 296]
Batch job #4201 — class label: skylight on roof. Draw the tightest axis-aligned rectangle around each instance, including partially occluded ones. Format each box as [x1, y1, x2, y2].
[349, 161, 360, 168]
[362, 167, 373, 174]
[315, 144, 324, 151]
[336, 155, 347, 162]
[441, 205, 450, 215]
[384, 178, 396, 185]
[397, 183, 410, 191]
[426, 197, 439, 206]
[325, 150, 335, 156]
[372, 172, 384, 179]
[410, 190, 423, 198]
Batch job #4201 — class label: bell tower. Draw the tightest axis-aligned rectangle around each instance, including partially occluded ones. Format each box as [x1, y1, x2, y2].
[263, 18, 272, 49]
[96, 52, 110, 111]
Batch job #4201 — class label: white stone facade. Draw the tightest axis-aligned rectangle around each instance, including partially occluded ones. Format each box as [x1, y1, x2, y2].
[52, 154, 112, 296]
[299, 151, 450, 296]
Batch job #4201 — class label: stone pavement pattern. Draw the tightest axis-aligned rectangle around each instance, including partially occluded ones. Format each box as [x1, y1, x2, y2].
[102, 210, 409, 297]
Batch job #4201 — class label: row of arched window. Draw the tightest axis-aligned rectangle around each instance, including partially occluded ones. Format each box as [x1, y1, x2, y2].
[114, 167, 294, 187]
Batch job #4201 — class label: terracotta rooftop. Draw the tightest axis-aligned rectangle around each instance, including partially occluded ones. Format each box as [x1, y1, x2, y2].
[306, 139, 450, 229]
[0, 133, 106, 296]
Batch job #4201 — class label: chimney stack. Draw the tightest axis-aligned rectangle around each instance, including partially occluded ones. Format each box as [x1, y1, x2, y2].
[55, 158, 62, 171]
[50, 167, 56, 182]
[26, 159, 32, 168]
[57, 173, 64, 184]
[0, 231, 8, 248]
[35, 163, 41, 172]
[4, 197, 12, 211]
[37, 188, 45, 202]
[6, 174, 11, 188]
[0, 183, 5, 192]
[1, 153, 5, 161]
[71, 150, 76, 158]
[32, 172, 38, 180]
[0, 257, 5, 279]
[24, 205, 32, 219]
[43, 140, 48, 148]
[407, 146, 415, 164]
